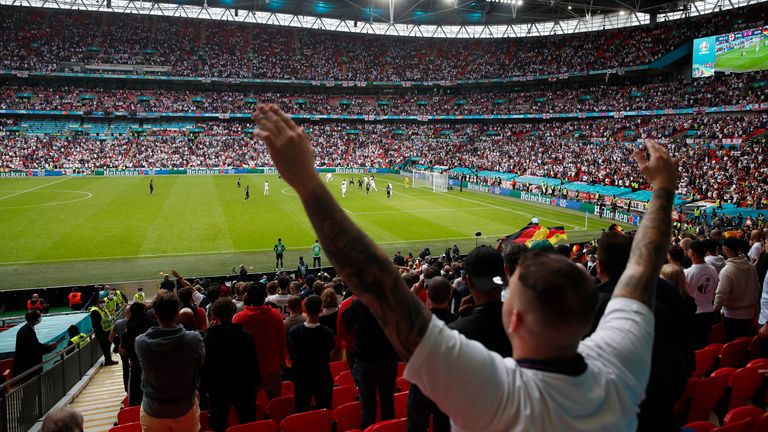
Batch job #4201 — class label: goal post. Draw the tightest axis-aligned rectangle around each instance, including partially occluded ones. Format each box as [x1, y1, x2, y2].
[409, 170, 449, 193]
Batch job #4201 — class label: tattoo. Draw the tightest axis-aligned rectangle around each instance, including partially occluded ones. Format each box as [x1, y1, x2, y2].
[613, 187, 674, 309]
[301, 184, 430, 360]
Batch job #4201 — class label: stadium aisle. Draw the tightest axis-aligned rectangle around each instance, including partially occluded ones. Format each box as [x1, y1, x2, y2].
[69, 354, 126, 432]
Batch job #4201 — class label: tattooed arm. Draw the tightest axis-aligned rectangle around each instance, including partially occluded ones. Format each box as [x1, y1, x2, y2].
[254, 104, 429, 360]
[612, 140, 678, 309]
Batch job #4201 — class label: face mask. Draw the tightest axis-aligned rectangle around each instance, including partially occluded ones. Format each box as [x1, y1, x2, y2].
[108, 295, 114, 300]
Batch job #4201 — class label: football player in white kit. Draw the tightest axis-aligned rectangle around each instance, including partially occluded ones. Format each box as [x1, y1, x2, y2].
[341, 180, 348, 198]
[264, 180, 270, 196]
[369, 177, 378, 192]
[326, 173, 333, 182]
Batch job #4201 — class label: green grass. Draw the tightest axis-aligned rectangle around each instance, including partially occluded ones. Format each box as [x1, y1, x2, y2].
[716, 44, 768, 73]
[0, 174, 629, 290]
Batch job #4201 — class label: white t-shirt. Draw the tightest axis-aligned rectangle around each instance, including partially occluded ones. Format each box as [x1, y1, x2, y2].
[404, 297, 653, 432]
[266, 293, 292, 318]
[759, 275, 768, 325]
[749, 242, 763, 263]
[684, 263, 719, 314]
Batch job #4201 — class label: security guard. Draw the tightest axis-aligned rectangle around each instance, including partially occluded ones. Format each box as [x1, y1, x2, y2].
[68, 288, 83, 311]
[694, 208, 701, 224]
[90, 297, 117, 366]
[67, 325, 89, 350]
[104, 287, 126, 319]
[134, 287, 146, 303]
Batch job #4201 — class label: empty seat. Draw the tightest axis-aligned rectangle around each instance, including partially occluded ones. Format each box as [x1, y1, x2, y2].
[280, 408, 333, 432]
[267, 395, 295, 424]
[333, 401, 363, 432]
[723, 405, 765, 430]
[226, 419, 278, 432]
[363, 418, 406, 432]
[335, 371, 355, 387]
[394, 392, 408, 420]
[728, 366, 765, 411]
[116, 406, 140, 425]
[713, 418, 753, 431]
[693, 346, 721, 377]
[330, 360, 349, 380]
[395, 377, 411, 393]
[682, 421, 716, 432]
[108, 422, 142, 432]
[720, 337, 752, 369]
[677, 374, 731, 423]
[332, 385, 359, 409]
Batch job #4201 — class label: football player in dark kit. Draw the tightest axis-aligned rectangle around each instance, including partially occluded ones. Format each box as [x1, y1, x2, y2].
[149, 179, 154, 195]
[237, 177, 241, 188]
[244, 184, 250, 201]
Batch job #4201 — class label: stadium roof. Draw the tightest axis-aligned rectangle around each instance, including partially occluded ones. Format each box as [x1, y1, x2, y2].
[2, 0, 764, 37]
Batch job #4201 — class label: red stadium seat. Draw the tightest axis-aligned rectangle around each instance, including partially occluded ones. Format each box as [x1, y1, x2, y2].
[335, 371, 355, 387]
[332, 385, 359, 409]
[395, 377, 411, 393]
[723, 406, 765, 430]
[396, 362, 406, 379]
[116, 406, 140, 425]
[710, 367, 737, 381]
[280, 408, 333, 432]
[755, 412, 768, 432]
[256, 390, 270, 420]
[682, 421, 716, 432]
[330, 360, 349, 381]
[226, 419, 278, 432]
[747, 358, 768, 368]
[333, 401, 363, 432]
[727, 366, 765, 411]
[693, 346, 721, 377]
[200, 410, 210, 431]
[720, 337, 752, 369]
[713, 418, 753, 431]
[677, 374, 731, 423]
[281, 381, 295, 396]
[108, 422, 142, 432]
[363, 418, 406, 432]
[394, 392, 408, 420]
[267, 395, 295, 424]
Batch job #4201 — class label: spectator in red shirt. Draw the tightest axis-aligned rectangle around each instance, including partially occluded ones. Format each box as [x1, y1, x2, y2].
[233, 282, 287, 400]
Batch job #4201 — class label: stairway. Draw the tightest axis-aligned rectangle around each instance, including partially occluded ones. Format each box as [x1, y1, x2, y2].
[69, 354, 126, 432]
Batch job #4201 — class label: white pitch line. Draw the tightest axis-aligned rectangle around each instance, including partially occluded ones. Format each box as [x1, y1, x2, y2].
[0, 177, 73, 201]
[0, 233, 508, 266]
[344, 207, 487, 215]
[445, 192, 584, 230]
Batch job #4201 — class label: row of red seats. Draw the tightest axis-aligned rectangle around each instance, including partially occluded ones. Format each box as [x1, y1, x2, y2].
[693, 337, 764, 378]
[685, 405, 768, 431]
[110, 392, 413, 432]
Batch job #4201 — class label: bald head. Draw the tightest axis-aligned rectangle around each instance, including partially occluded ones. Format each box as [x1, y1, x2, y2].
[178, 308, 195, 330]
[42, 407, 83, 432]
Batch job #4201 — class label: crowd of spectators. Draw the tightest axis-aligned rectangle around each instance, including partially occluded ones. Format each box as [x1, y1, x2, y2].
[2, 113, 767, 205]
[1, 71, 766, 114]
[1, 3, 767, 80]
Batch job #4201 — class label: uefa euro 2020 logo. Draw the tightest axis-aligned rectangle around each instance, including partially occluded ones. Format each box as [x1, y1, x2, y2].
[698, 40, 710, 54]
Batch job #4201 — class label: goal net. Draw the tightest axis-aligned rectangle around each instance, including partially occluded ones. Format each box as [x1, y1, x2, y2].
[410, 170, 449, 193]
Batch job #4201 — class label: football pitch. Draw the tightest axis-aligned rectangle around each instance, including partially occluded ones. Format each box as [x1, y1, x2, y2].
[0, 174, 629, 290]
[716, 45, 768, 73]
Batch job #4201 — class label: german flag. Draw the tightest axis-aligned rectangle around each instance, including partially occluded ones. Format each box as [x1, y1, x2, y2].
[501, 224, 568, 247]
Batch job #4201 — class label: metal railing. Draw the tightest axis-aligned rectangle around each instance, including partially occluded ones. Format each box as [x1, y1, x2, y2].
[0, 335, 101, 432]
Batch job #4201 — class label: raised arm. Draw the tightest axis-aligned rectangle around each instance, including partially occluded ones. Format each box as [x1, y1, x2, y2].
[612, 140, 678, 309]
[254, 104, 430, 360]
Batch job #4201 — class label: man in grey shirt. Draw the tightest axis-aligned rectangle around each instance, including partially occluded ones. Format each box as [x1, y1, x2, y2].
[136, 291, 204, 431]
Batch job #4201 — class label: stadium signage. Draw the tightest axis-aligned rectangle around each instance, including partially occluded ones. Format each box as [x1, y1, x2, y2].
[520, 192, 561, 206]
[0, 171, 31, 177]
[468, 183, 491, 193]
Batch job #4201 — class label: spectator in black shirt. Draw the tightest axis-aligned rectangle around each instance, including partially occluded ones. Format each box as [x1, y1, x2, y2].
[449, 246, 513, 357]
[203, 298, 259, 432]
[121, 302, 156, 407]
[13, 310, 60, 379]
[288, 295, 336, 413]
[588, 231, 693, 430]
[342, 297, 399, 429]
[393, 251, 406, 267]
[408, 276, 457, 432]
[160, 274, 175, 291]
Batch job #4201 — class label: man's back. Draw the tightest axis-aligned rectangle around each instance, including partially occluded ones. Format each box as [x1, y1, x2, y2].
[136, 326, 204, 418]
[203, 323, 259, 396]
[684, 263, 718, 313]
[234, 305, 286, 378]
[405, 298, 653, 431]
[717, 256, 760, 317]
[448, 301, 511, 358]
